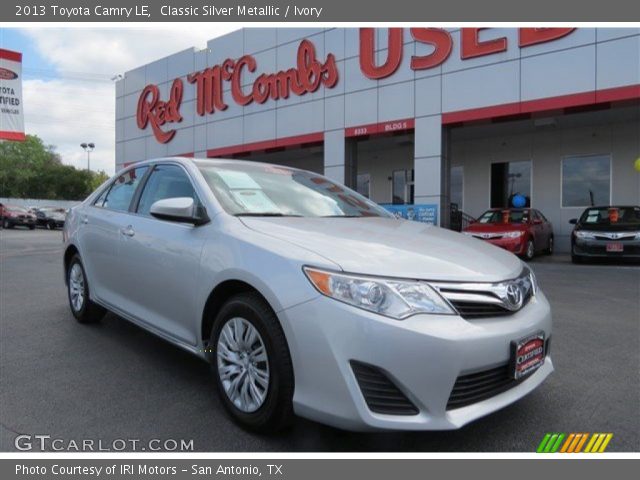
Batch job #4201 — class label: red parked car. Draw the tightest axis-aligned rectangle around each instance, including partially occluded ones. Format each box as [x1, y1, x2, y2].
[0, 204, 37, 230]
[463, 208, 554, 260]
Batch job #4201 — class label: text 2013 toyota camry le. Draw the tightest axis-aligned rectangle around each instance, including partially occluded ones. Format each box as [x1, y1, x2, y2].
[63, 158, 553, 432]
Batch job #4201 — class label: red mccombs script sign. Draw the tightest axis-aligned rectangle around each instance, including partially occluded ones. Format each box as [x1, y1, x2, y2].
[137, 28, 575, 143]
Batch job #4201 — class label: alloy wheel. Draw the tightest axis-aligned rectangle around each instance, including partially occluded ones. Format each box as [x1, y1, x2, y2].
[69, 263, 85, 312]
[217, 317, 270, 413]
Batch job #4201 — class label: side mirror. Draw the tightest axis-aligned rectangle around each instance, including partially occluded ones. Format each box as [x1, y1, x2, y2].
[149, 197, 208, 225]
[533, 218, 543, 225]
[569, 218, 577, 225]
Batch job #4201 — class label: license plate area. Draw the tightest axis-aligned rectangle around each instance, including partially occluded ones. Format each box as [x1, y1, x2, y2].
[510, 332, 545, 380]
[606, 242, 623, 252]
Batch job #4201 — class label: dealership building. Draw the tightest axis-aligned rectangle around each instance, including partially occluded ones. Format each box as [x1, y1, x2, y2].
[115, 28, 640, 252]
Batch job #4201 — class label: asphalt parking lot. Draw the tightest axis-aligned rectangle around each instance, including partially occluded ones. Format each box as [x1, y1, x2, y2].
[1, 228, 638, 452]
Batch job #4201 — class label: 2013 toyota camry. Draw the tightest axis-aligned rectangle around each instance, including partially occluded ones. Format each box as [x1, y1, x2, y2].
[63, 157, 553, 432]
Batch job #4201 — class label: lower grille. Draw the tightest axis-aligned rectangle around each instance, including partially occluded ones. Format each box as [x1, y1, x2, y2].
[350, 361, 418, 416]
[447, 364, 516, 410]
[446, 338, 549, 411]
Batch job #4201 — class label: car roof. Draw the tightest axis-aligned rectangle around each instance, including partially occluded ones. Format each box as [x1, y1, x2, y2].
[118, 157, 305, 174]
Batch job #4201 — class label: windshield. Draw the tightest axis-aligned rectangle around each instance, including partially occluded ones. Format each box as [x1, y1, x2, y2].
[477, 209, 530, 224]
[7, 206, 28, 213]
[580, 207, 640, 226]
[198, 162, 392, 218]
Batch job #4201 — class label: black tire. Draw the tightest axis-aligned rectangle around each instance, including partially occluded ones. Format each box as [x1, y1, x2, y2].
[523, 239, 535, 261]
[47, 221, 54, 230]
[29, 225, 35, 230]
[209, 292, 294, 432]
[66, 254, 105, 324]
[545, 236, 554, 255]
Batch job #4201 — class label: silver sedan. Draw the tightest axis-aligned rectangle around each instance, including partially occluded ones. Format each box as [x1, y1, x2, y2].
[63, 157, 553, 431]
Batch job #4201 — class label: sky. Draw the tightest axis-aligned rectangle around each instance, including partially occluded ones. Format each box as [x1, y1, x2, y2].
[0, 26, 236, 174]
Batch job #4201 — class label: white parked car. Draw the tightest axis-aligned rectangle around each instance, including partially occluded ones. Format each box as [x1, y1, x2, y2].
[63, 157, 553, 431]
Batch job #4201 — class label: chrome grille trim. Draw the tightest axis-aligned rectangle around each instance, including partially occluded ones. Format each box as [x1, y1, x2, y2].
[430, 268, 534, 318]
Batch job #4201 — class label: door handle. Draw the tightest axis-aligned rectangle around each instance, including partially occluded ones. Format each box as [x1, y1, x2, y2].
[82, 216, 89, 224]
[121, 225, 135, 237]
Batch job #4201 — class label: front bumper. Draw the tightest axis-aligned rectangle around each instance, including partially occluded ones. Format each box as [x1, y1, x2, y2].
[280, 291, 553, 431]
[472, 236, 526, 255]
[573, 238, 640, 258]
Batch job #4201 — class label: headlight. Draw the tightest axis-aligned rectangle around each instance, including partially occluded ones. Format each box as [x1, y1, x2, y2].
[303, 267, 455, 319]
[575, 231, 596, 239]
[504, 231, 524, 238]
[524, 265, 538, 296]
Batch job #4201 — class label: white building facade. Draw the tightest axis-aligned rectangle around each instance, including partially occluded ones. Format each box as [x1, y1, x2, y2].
[116, 28, 640, 251]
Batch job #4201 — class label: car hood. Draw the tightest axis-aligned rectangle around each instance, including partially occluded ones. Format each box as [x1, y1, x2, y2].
[240, 217, 523, 282]
[577, 223, 639, 232]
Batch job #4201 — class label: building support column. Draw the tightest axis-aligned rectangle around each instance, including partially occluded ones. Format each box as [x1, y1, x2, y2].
[323, 130, 346, 184]
[414, 115, 450, 227]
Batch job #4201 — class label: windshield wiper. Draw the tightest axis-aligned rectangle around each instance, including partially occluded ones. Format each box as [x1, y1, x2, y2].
[234, 212, 302, 217]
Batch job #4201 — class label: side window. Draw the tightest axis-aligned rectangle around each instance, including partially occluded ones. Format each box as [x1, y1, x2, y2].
[103, 167, 148, 212]
[537, 211, 549, 222]
[136, 164, 198, 217]
[93, 185, 110, 207]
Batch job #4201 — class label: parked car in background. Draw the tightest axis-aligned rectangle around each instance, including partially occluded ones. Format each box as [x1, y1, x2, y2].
[570, 206, 640, 263]
[35, 206, 67, 230]
[1, 205, 36, 229]
[62, 157, 553, 432]
[463, 208, 554, 260]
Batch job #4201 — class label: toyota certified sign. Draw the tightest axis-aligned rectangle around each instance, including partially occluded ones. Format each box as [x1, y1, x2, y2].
[0, 48, 25, 142]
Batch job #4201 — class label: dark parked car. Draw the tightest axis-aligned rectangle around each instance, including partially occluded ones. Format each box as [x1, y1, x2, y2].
[570, 206, 640, 263]
[1, 205, 36, 229]
[463, 208, 554, 260]
[35, 207, 67, 229]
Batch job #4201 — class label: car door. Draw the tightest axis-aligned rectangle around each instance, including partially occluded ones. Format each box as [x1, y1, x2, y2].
[114, 163, 209, 345]
[77, 166, 148, 306]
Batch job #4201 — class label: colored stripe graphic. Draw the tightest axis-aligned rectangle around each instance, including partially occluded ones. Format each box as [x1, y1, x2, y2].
[538, 433, 613, 453]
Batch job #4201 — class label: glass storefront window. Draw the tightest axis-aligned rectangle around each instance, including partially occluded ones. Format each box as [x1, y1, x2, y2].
[356, 173, 371, 199]
[562, 154, 611, 207]
[490, 161, 531, 208]
[392, 169, 414, 205]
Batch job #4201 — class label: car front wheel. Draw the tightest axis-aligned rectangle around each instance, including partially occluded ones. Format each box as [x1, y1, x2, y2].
[210, 292, 294, 432]
[67, 254, 105, 323]
[523, 238, 535, 260]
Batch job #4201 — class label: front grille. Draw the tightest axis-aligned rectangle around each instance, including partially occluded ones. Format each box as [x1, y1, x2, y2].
[447, 337, 550, 410]
[433, 269, 535, 320]
[350, 361, 418, 416]
[449, 301, 512, 318]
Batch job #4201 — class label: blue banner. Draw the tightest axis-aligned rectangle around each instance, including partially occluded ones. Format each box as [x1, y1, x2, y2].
[381, 204, 438, 225]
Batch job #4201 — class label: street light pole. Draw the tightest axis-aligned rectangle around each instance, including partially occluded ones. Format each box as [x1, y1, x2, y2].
[80, 143, 95, 172]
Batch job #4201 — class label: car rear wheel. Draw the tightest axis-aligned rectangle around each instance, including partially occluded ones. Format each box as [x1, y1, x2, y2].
[524, 239, 535, 260]
[3, 219, 12, 229]
[210, 292, 294, 432]
[67, 254, 105, 324]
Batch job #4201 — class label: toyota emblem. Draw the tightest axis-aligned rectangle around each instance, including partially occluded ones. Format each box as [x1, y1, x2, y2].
[504, 283, 524, 311]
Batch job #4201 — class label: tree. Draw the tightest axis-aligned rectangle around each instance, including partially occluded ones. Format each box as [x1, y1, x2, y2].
[0, 135, 107, 200]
